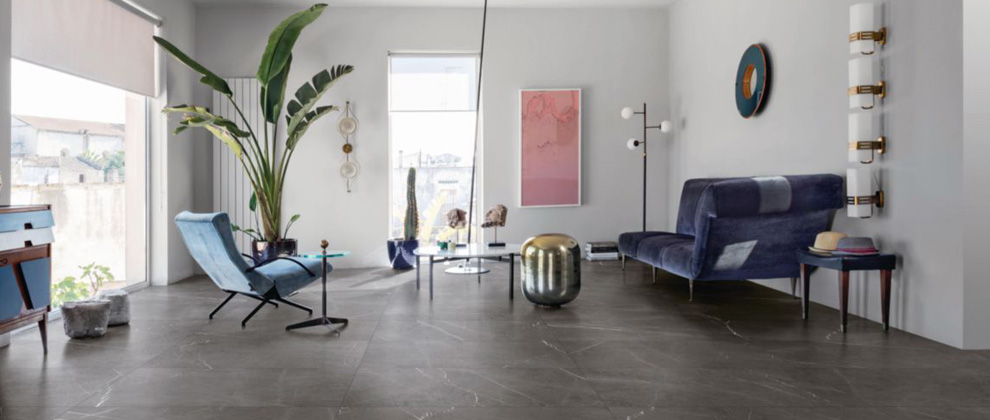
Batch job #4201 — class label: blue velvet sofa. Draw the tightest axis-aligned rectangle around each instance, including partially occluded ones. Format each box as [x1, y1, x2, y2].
[619, 175, 843, 300]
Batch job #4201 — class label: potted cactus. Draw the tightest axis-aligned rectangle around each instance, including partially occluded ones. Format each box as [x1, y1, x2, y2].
[388, 168, 419, 269]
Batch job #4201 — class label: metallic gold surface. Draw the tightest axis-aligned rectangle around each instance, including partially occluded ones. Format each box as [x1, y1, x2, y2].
[520, 234, 581, 307]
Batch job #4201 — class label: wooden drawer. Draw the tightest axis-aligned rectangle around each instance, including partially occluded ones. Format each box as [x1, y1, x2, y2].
[0, 209, 54, 233]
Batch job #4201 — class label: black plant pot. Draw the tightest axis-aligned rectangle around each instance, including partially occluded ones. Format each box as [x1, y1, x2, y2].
[252, 239, 298, 262]
[388, 239, 419, 270]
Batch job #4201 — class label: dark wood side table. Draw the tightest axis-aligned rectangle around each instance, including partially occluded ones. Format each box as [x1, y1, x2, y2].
[796, 249, 897, 332]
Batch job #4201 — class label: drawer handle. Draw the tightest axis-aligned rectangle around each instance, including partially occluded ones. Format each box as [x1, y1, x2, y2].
[24, 223, 33, 230]
[0, 258, 8, 266]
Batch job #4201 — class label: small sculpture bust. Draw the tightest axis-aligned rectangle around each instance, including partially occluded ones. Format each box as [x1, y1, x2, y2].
[446, 208, 467, 229]
[481, 204, 507, 228]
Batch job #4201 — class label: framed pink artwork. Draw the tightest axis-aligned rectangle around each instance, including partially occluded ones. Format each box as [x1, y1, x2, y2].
[519, 88, 582, 208]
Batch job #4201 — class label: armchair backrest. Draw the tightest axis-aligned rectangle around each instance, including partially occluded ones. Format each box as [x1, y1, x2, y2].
[678, 175, 844, 280]
[174, 212, 274, 295]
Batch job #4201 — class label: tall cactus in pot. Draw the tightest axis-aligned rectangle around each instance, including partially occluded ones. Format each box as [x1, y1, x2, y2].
[389, 167, 419, 269]
[404, 168, 418, 241]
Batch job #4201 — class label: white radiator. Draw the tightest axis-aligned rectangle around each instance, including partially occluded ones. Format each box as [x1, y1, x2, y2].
[212, 78, 262, 253]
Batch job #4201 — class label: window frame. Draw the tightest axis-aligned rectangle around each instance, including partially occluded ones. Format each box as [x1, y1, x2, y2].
[386, 51, 482, 242]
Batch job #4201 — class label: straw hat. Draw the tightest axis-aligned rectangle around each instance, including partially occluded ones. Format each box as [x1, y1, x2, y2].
[809, 231, 847, 254]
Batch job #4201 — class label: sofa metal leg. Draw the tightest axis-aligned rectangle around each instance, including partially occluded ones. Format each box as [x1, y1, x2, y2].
[210, 292, 237, 319]
[790, 277, 798, 299]
[621, 254, 626, 270]
[652, 266, 657, 284]
[689, 279, 695, 302]
[242, 300, 268, 327]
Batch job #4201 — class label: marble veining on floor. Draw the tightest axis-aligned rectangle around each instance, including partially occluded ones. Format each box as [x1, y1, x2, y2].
[2, 261, 989, 420]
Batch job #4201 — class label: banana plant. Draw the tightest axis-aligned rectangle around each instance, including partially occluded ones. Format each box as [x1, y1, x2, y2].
[154, 3, 353, 242]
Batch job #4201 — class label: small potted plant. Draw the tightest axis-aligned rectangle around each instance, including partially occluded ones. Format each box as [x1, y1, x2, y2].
[388, 168, 419, 269]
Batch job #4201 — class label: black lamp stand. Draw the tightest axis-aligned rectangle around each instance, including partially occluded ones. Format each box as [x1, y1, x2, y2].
[630, 103, 667, 232]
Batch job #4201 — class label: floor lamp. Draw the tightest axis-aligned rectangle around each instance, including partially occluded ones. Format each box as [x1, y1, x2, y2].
[446, 0, 490, 275]
[621, 103, 672, 232]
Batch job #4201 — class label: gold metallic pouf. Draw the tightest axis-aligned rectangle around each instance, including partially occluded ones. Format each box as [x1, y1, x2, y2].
[520, 234, 581, 307]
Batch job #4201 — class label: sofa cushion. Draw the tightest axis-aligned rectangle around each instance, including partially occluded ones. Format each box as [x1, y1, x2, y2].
[256, 257, 324, 297]
[636, 233, 695, 270]
[618, 231, 666, 257]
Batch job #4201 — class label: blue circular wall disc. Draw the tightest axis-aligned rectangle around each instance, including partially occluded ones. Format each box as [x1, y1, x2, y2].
[735, 44, 771, 118]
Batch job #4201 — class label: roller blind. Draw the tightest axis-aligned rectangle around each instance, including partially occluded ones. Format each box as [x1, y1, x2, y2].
[12, 0, 159, 97]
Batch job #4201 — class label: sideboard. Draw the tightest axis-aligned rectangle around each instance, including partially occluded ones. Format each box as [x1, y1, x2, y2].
[0, 205, 54, 353]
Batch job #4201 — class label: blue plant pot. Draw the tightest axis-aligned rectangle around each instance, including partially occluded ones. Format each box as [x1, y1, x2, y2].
[388, 239, 418, 270]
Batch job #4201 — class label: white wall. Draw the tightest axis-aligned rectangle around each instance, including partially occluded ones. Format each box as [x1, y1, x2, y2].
[963, 0, 990, 349]
[134, 0, 203, 285]
[668, 0, 965, 347]
[194, 6, 668, 268]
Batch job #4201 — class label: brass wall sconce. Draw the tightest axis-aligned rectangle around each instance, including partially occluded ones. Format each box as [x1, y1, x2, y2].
[847, 168, 884, 218]
[849, 57, 886, 110]
[850, 3, 887, 55]
[848, 112, 887, 164]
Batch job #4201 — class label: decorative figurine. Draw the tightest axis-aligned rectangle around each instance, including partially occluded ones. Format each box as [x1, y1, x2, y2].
[446, 208, 467, 247]
[482, 204, 507, 247]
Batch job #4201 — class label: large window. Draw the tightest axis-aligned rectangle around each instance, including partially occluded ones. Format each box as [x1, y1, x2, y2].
[389, 54, 479, 243]
[11, 59, 148, 307]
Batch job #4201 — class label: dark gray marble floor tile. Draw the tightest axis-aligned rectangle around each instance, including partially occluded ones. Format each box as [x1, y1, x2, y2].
[144, 333, 367, 371]
[0, 406, 70, 420]
[0, 368, 130, 407]
[335, 406, 613, 420]
[582, 368, 861, 407]
[57, 406, 340, 420]
[76, 368, 353, 407]
[361, 339, 574, 368]
[610, 406, 990, 420]
[343, 367, 603, 407]
[372, 320, 554, 342]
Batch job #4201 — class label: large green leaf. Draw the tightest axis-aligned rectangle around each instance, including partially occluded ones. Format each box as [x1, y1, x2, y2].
[153, 36, 232, 96]
[286, 104, 337, 150]
[164, 105, 251, 138]
[256, 4, 326, 86]
[285, 65, 353, 143]
[205, 125, 244, 158]
[162, 104, 246, 158]
[261, 54, 292, 124]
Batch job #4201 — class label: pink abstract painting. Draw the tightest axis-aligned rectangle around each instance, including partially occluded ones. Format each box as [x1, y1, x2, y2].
[520, 89, 581, 207]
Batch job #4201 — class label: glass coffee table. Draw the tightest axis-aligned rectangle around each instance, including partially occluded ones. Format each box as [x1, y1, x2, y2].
[414, 244, 522, 300]
[286, 247, 350, 333]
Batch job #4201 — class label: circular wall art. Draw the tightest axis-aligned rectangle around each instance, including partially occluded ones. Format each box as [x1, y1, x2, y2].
[735, 43, 772, 118]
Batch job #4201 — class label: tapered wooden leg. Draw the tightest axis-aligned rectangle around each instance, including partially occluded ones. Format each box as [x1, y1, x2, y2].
[801, 264, 812, 320]
[790, 277, 798, 299]
[839, 270, 850, 333]
[881, 269, 892, 331]
[652, 266, 657, 284]
[38, 312, 48, 354]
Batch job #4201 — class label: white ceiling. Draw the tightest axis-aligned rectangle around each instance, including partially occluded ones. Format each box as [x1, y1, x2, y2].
[192, 0, 676, 8]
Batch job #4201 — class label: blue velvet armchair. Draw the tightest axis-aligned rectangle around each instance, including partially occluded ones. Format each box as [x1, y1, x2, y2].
[175, 212, 324, 326]
[619, 175, 844, 300]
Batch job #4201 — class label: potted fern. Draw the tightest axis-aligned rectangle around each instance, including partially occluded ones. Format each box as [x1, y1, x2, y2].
[153, 3, 352, 261]
[388, 168, 419, 269]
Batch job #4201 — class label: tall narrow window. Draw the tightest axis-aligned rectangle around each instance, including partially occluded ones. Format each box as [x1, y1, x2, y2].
[389, 53, 479, 243]
[10, 60, 148, 307]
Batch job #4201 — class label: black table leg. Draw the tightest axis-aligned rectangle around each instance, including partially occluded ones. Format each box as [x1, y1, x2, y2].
[416, 255, 421, 290]
[429, 256, 434, 300]
[881, 269, 891, 331]
[509, 255, 515, 300]
[286, 254, 348, 333]
[839, 270, 850, 333]
[801, 263, 811, 320]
